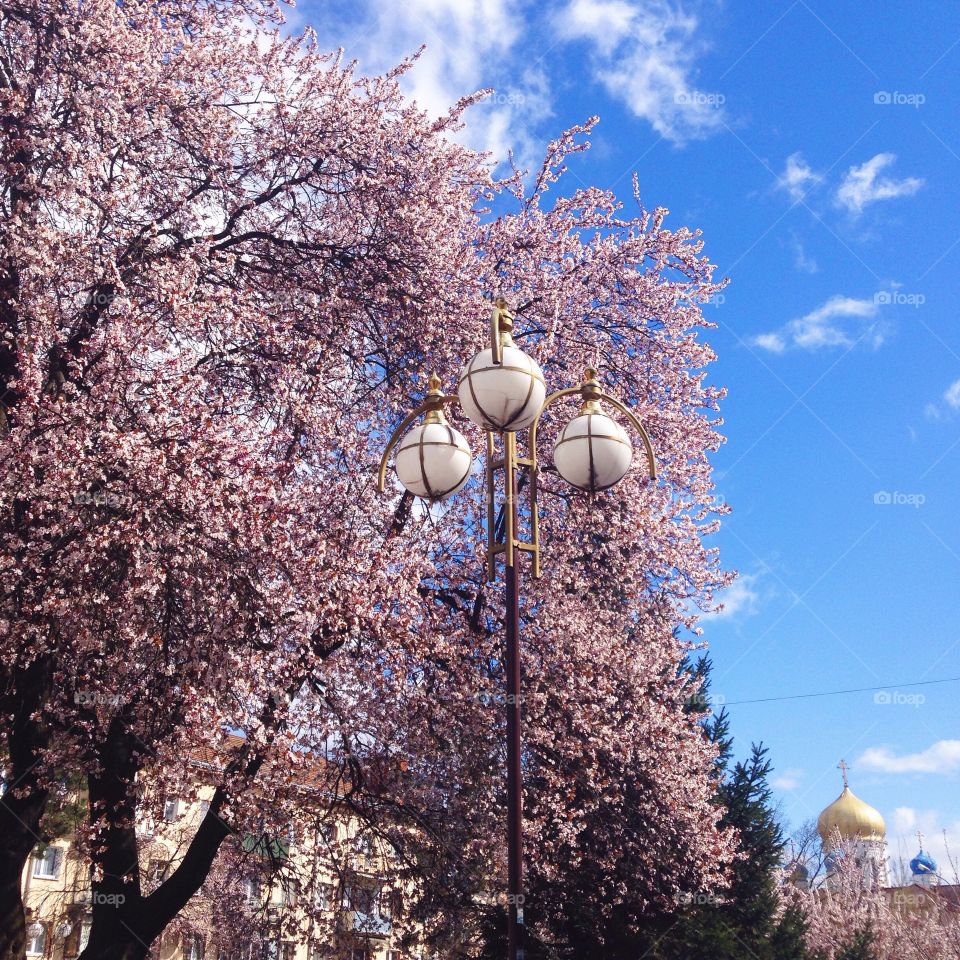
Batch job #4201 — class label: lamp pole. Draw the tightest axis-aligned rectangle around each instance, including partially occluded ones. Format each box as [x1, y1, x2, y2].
[502, 431, 524, 959]
[377, 301, 657, 960]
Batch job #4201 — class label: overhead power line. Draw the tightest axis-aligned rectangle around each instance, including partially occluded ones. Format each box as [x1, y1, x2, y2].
[724, 675, 960, 706]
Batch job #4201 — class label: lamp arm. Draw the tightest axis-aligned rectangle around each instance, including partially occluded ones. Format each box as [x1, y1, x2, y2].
[598, 394, 657, 480]
[527, 387, 657, 480]
[376, 395, 460, 493]
[491, 303, 502, 366]
[528, 386, 583, 466]
[527, 387, 582, 579]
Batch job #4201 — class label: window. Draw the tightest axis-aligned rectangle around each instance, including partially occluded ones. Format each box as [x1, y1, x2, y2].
[380, 888, 402, 920]
[182, 935, 205, 960]
[78, 920, 91, 953]
[244, 877, 262, 907]
[25, 922, 47, 956]
[148, 859, 167, 885]
[31, 846, 60, 879]
[344, 885, 373, 913]
[198, 800, 210, 818]
[163, 798, 179, 823]
[314, 882, 332, 911]
[281, 878, 299, 907]
[280, 943, 295, 960]
[350, 951, 371, 960]
[241, 832, 288, 862]
[357, 885, 373, 913]
[318, 822, 338, 845]
[353, 833, 373, 857]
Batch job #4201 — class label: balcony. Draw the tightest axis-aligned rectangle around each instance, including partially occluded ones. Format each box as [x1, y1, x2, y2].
[345, 910, 391, 937]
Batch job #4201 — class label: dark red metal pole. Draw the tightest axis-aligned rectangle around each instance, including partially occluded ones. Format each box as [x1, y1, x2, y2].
[505, 460, 523, 960]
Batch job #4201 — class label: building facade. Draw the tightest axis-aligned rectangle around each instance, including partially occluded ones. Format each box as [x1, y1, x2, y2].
[20, 763, 427, 960]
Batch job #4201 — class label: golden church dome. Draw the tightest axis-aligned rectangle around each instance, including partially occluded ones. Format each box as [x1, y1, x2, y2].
[817, 785, 886, 848]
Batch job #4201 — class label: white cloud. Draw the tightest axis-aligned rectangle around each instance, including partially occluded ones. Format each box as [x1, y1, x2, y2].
[554, 0, 725, 144]
[835, 153, 924, 214]
[891, 806, 918, 833]
[753, 294, 884, 353]
[555, 0, 640, 54]
[753, 332, 786, 353]
[308, 0, 550, 167]
[789, 232, 819, 273]
[777, 153, 823, 202]
[773, 767, 803, 791]
[857, 740, 960, 776]
[945, 379, 960, 410]
[923, 378, 960, 419]
[303, 0, 725, 161]
[709, 573, 761, 620]
[793, 296, 877, 349]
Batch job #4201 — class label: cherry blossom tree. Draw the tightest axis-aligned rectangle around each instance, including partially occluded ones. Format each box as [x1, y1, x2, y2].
[0, 1, 737, 958]
[792, 840, 960, 959]
[0, 2, 484, 955]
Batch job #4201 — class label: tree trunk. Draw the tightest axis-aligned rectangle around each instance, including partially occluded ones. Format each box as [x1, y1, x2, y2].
[0, 658, 53, 960]
[77, 721, 255, 960]
[78, 911, 153, 960]
[0, 793, 46, 960]
[78, 720, 148, 960]
[0, 859, 28, 960]
[77, 793, 236, 960]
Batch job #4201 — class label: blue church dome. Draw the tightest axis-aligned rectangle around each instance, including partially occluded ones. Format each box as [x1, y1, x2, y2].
[910, 849, 938, 877]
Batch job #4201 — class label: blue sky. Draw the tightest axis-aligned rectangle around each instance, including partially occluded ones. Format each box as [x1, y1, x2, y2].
[296, 0, 960, 874]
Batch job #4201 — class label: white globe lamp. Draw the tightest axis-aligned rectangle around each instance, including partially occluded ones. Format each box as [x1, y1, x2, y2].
[553, 408, 633, 492]
[457, 310, 546, 432]
[392, 375, 473, 501]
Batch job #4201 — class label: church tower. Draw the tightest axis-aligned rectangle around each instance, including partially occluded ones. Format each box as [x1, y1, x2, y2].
[817, 760, 888, 889]
[909, 832, 939, 887]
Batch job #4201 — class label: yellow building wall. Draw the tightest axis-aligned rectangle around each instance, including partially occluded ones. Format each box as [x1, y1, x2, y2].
[22, 787, 423, 960]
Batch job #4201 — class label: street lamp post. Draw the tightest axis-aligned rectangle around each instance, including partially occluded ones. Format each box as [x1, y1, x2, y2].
[377, 299, 656, 960]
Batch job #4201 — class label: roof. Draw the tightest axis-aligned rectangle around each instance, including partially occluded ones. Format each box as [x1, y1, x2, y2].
[817, 785, 886, 846]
